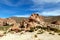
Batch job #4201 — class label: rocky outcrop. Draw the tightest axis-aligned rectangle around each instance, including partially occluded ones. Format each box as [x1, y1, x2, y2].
[0, 18, 7, 26]
[19, 14, 60, 31]
[19, 14, 45, 31]
[51, 20, 60, 25]
[7, 23, 21, 32]
[7, 13, 60, 32]
[0, 18, 16, 26]
[29, 14, 45, 24]
[8, 14, 45, 32]
[6, 18, 16, 26]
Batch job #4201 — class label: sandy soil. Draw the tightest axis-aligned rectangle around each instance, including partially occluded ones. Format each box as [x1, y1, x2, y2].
[0, 31, 60, 40]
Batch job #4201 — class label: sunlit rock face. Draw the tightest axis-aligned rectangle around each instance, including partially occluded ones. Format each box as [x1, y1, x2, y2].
[6, 18, 17, 26]
[7, 13, 46, 32]
[0, 18, 17, 26]
[6, 13, 60, 32]
[29, 14, 45, 25]
[7, 13, 60, 32]
[51, 20, 60, 25]
[17, 14, 45, 31]
[7, 23, 21, 32]
[29, 14, 45, 27]
[0, 18, 7, 26]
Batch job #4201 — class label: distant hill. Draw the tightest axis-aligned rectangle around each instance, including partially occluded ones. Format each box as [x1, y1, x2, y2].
[8, 16, 60, 23]
[9, 17, 28, 23]
[45, 16, 60, 23]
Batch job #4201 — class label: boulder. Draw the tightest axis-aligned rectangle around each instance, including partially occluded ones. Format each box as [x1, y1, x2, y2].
[51, 20, 60, 25]
[6, 18, 16, 26]
[0, 18, 17, 26]
[29, 14, 45, 25]
[0, 18, 7, 26]
[19, 14, 45, 31]
[7, 23, 21, 32]
[7, 13, 60, 32]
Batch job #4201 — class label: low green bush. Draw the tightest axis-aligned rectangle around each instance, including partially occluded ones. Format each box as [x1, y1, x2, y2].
[34, 34, 37, 38]
[28, 27, 35, 32]
[0, 26, 11, 31]
[37, 29, 44, 34]
[49, 32, 55, 35]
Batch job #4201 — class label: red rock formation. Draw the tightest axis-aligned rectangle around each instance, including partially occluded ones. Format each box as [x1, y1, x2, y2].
[29, 14, 44, 21]
[0, 18, 7, 26]
[7, 14, 60, 32]
[51, 20, 60, 25]
[6, 18, 16, 26]
[7, 23, 21, 32]
[0, 18, 16, 26]
[29, 14, 45, 25]
[18, 14, 45, 31]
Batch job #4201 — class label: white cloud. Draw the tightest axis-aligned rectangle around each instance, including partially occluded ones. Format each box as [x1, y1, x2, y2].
[13, 9, 60, 17]
[32, 0, 60, 5]
[0, 0, 23, 7]
[13, 15, 30, 17]
[37, 9, 60, 16]
[30, 0, 60, 12]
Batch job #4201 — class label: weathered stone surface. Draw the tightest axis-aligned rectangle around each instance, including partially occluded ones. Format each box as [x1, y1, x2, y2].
[7, 23, 20, 32]
[51, 20, 60, 25]
[6, 18, 16, 26]
[18, 14, 45, 31]
[0, 18, 7, 26]
[0, 18, 16, 26]
[47, 24, 60, 30]
[7, 13, 60, 32]
[29, 14, 45, 24]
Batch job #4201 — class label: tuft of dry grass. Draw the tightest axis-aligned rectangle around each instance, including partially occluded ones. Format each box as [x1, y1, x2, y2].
[34, 34, 37, 38]
[0, 26, 11, 31]
[49, 31, 55, 35]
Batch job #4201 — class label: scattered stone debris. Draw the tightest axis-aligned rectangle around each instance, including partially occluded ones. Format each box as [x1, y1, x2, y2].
[37, 29, 44, 34]
[0, 34, 4, 37]
[0, 13, 60, 36]
[0, 31, 5, 37]
[0, 18, 16, 26]
[34, 34, 37, 38]
[49, 31, 55, 35]
[0, 13, 60, 40]
[4, 13, 60, 33]
[58, 33, 60, 35]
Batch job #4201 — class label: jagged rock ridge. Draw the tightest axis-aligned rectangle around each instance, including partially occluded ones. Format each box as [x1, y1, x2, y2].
[8, 14, 60, 32]
[0, 18, 16, 26]
[0, 13, 60, 32]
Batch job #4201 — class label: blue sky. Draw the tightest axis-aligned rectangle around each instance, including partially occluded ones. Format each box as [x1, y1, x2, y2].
[0, 0, 60, 18]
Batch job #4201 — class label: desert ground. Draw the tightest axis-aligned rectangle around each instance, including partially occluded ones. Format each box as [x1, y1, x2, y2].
[0, 29, 60, 40]
[0, 14, 60, 40]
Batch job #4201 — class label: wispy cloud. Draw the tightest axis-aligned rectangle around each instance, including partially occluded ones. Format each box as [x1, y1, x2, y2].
[0, 0, 60, 17]
[37, 9, 60, 16]
[30, 0, 60, 16]
[24, 0, 59, 13]
[13, 14, 30, 17]
[32, 0, 60, 4]
[14, 9, 60, 16]
[0, 0, 24, 7]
